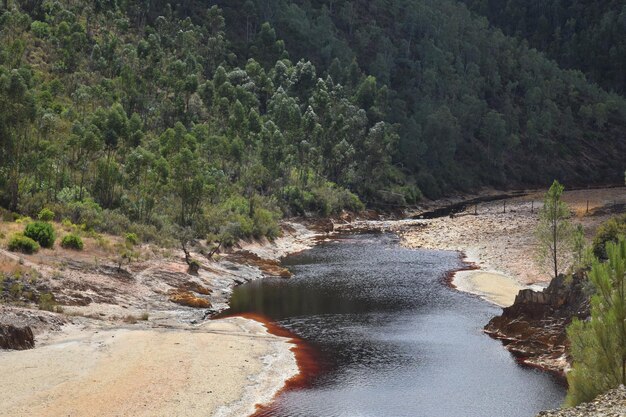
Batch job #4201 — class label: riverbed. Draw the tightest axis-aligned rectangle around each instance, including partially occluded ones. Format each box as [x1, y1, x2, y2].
[226, 233, 565, 417]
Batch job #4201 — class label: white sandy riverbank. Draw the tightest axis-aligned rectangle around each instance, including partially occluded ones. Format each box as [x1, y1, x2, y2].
[0, 317, 297, 417]
[400, 187, 626, 306]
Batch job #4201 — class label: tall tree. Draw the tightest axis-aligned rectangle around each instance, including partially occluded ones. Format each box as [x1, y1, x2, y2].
[566, 238, 626, 406]
[536, 180, 573, 279]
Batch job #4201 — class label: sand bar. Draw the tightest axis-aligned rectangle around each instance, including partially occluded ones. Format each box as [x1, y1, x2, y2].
[454, 270, 524, 307]
[0, 317, 297, 417]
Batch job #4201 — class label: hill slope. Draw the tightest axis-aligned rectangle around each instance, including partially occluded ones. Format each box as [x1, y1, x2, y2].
[460, 0, 626, 95]
[0, 0, 624, 242]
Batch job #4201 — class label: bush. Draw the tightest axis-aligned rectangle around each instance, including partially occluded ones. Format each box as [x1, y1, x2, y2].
[61, 234, 84, 250]
[283, 183, 364, 216]
[37, 208, 55, 221]
[24, 221, 56, 248]
[8, 234, 40, 254]
[125, 233, 139, 246]
[417, 172, 442, 199]
[592, 214, 626, 259]
[64, 198, 103, 231]
[15, 216, 32, 224]
[38, 293, 56, 311]
[252, 208, 281, 239]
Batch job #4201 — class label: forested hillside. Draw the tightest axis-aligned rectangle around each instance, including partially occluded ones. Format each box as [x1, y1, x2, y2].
[460, 0, 626, 95]
[0, 0, 624, 244]
[214, 0, 626, 195]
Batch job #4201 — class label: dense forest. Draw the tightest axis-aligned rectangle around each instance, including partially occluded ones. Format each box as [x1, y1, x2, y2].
[0, 0, 625, 244]
[460, 0, 626, 94]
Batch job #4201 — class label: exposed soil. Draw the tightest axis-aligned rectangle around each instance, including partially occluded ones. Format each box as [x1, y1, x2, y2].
[0, 219, 321, 416]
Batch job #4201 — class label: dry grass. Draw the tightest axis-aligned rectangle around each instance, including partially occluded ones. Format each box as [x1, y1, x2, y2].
[0, 219, 154, 272]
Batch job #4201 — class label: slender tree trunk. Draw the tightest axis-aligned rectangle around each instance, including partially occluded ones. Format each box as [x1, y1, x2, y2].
[553, 197, 558, 279]
[617, 276, 626, 385]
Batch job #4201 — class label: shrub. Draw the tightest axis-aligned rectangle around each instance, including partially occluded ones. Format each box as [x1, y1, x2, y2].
[592, 214, 626, 259]
[417, 172, 442, 199]
[337, 188, 365, 212]
[125, 233, 139, 246]
[15, 216, 32, 224]
[252, 208, 281, 239]
[38, 293, 56, 312]
[99, 209, 131, 235]
[61, 234, 84, 250]
[64, 198, 103, 231]
[37, 208, 55, 221]
[8, 234, 40, 254]
[24, 221, 56, 248]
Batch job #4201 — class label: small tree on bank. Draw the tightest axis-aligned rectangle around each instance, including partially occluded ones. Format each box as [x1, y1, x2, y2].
[536, 180, 573, 280]
[566, 238, 626, 406]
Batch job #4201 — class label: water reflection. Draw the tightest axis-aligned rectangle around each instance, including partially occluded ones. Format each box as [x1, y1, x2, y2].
[226, 233, 565, 417]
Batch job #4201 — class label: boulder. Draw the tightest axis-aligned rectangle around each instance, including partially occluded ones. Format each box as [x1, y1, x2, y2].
[0, 324, 34, 350]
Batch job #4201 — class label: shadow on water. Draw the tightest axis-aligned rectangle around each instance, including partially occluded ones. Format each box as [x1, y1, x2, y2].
[224, 233, 565, 417]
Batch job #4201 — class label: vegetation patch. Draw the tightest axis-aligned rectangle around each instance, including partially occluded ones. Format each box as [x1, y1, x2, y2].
[37, 208, 55, 222]
[592, 214, 626, 260]
[24, 221, 55, 248]
[61, 234, 84, 250]
[7, 234, 40, 254]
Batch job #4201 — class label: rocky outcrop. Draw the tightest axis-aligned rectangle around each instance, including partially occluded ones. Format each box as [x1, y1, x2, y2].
[485, 272, 591, 373]
[0, 324, 34, 350]
[227, 250, 293, 278]
[538, 385, 626, 417]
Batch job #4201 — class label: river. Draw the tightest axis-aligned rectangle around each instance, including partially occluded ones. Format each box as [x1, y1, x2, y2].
[226, 233, 565, 417]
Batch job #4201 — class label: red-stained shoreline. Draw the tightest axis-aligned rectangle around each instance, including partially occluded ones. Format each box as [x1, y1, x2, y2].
[217, 312, 322, 417]
[442, 252, 480, 289]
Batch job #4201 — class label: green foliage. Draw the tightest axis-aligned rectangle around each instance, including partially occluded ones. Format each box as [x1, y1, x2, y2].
[61, 233, 83, 250]
[572, 224, 590, 272]
[37, 208, 54, 221]
[566, 238, 626, 406]
[535, 180, 573, 279]
[252, 207, 280, 239]
[593, 214, 626, 260]
[24, 221, 55, 248]
[461, 0, 626, 95]
[219, 0, 626, 194]
[125, 233, 139, 246]
[114, 241, 138, 272]
[30, 21, 50, 38]
[0, 0, 625, 243]
[7, 233, 40, 254]
[282, 182, 364, 216]
[38, 293, 56, 312]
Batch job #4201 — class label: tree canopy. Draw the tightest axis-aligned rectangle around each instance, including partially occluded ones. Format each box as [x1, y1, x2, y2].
[0, 0, 625, 242]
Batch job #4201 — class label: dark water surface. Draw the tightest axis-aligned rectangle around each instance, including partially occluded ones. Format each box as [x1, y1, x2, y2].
[226, 233, 565, 417]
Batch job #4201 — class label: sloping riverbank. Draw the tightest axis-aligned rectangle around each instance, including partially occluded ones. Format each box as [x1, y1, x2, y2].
[0, 220, 323, 417]
[398, 188, 625, 305]
[396, 187, 626, 372]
